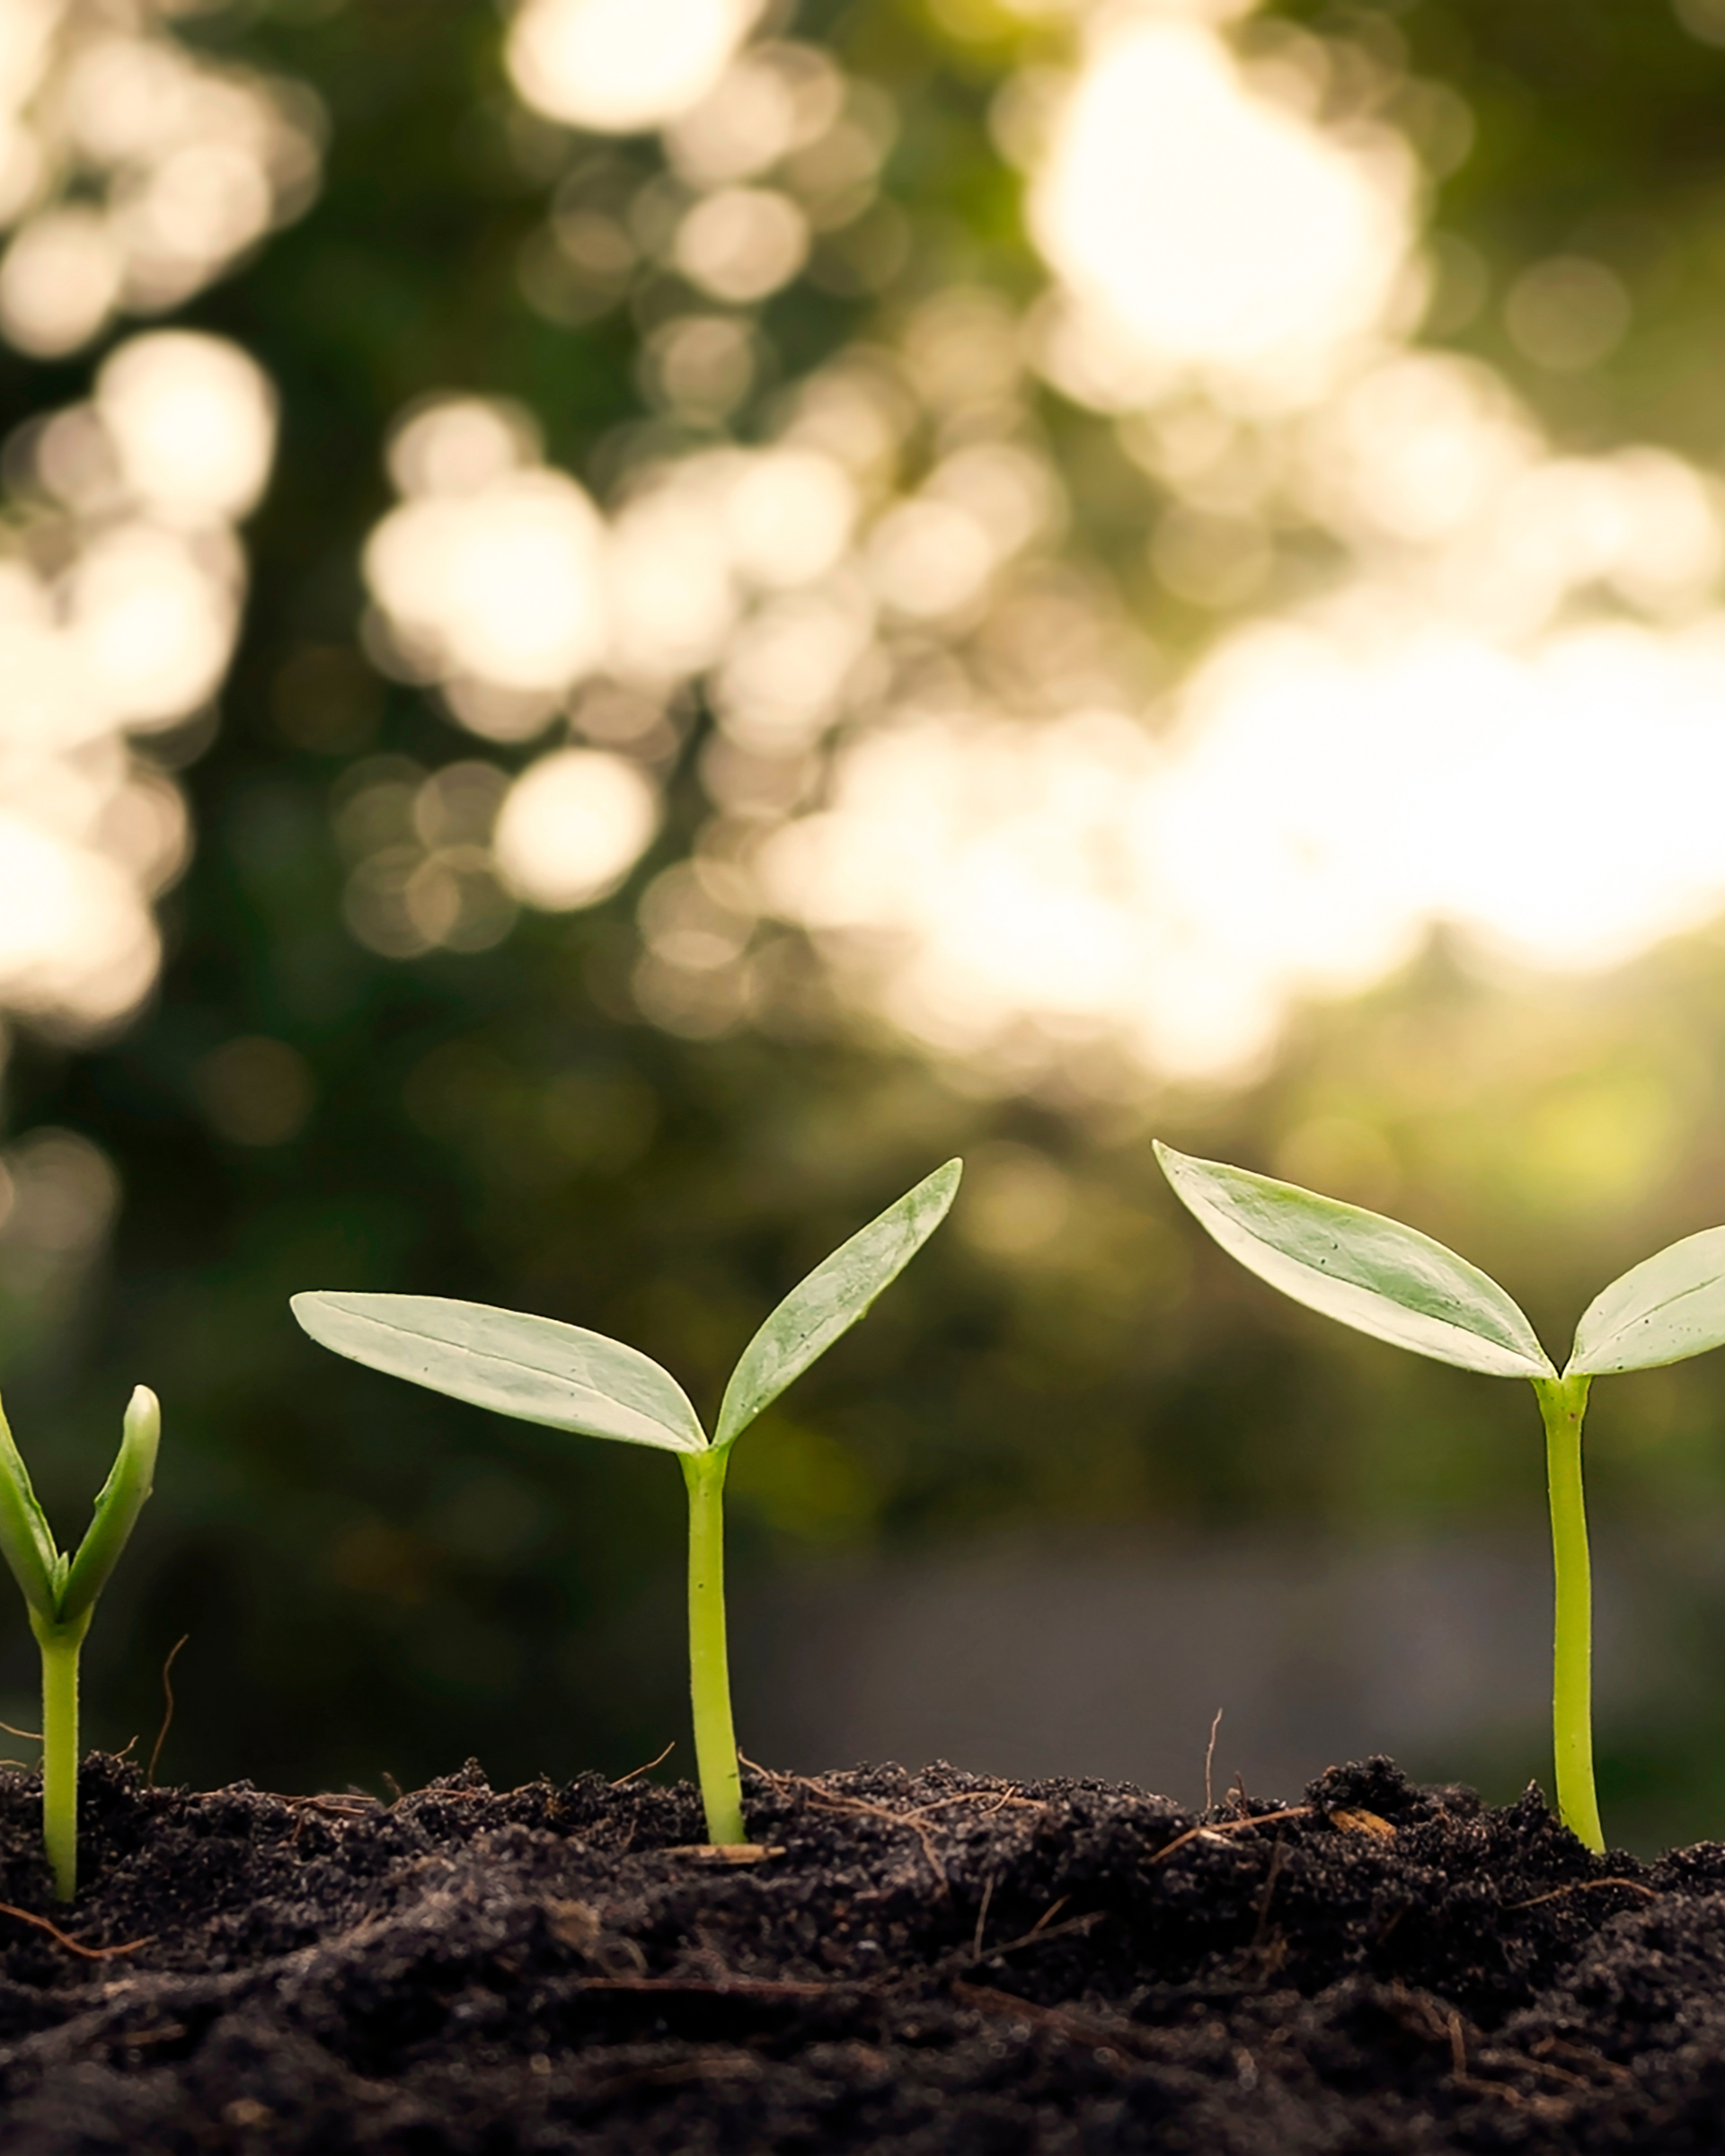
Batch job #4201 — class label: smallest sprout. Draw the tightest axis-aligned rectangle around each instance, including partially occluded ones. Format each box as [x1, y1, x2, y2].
[0, 1385, 160, 1901]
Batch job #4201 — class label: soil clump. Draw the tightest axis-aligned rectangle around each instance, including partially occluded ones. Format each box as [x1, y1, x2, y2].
[0, 1751, 1719, 2151]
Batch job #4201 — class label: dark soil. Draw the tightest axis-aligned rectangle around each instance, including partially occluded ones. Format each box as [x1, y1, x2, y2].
[0, 1752, 1722, 2152]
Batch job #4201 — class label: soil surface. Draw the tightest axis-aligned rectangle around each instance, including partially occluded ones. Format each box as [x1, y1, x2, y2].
[0, 1752, 1721, 2151]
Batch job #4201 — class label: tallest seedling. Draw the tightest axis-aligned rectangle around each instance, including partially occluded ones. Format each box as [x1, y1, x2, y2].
[1156, 1141, 1725, 1855]
[293, 1162, 960, 1846]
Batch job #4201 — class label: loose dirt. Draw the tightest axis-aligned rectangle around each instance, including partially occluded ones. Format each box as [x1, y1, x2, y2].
[0, 1750, 1721, 2151]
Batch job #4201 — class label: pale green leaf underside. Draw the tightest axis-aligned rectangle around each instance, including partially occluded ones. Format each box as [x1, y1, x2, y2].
[291, 1293, 707, 1454]
[1154, 1143, 1554, 1381]
[714, 1158, 963, 1450]
[1568, 1225, 1725, 1375]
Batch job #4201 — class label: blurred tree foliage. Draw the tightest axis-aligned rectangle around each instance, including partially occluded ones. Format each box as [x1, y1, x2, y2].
[4, 0, 1725, 1842]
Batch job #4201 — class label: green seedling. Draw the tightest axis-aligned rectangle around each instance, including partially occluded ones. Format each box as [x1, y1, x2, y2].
[291, 1160, 961, 1847]
[1155, 1140, 1725, 1856]
[0, 1384, 161, 1900]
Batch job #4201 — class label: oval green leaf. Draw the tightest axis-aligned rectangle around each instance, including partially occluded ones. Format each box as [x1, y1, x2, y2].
[1567, 1225, 1725, 1375]
[1154, 1142, 1554, 1380]
[291, 1293, 707, 1454]
[713, 1159, 963, 1450]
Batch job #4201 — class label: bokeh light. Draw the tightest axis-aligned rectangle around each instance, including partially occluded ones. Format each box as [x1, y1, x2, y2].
[367, 473, 609, 698]
[506, 0, 763, 134]
[0, 1, 312, 1082]
[674, 185, 809, 302]
[97, 333, 278, 523]
[493, 748, 662, 910]
[26, 0, 1724, 1101]
[1031, 13, 1415, 410]
[341, 0, 1725, 1090]
[0, 0, 322, 357]
[0, 330, 277, 1038]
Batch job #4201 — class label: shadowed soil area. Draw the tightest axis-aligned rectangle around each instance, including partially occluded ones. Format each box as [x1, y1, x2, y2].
[0, 1751, 1720, 2151]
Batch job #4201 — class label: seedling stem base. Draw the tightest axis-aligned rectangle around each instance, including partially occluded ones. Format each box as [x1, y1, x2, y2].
[1533, 1374, 1603, 1853]
[31, 1612, 88, 1900]
[681, 1450, 745, 1847]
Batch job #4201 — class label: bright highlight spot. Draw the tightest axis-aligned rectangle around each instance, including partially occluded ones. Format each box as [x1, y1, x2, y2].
[675, 187, 809, 303]
[367, 473, 609, 694]
[494, 749, 661, 910]
[70, 525, 236, 728]
[0, 811, 157, 1030]
[723, 449, 855, 589]
[1031, 18, 1413, 406]
[96, 333, 278, 524]
[365, 399, 609, 702]
[506, 0, 762, 133]
[0, 205, 122, 358]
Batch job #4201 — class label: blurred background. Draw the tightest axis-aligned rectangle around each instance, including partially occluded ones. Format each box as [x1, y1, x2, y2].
[3, 0, 1725, 1853]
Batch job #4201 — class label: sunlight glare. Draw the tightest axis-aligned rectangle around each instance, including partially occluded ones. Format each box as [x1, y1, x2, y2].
[389, 398, 541, 499]
[756, 606, 1725, 1083]
[507, 0, 763, 134]
[449, 3, 1725, 1086]
[0, 12, 301, 1042]
[0, 810, 157, 1029]
[1031, 17, 1413, 406]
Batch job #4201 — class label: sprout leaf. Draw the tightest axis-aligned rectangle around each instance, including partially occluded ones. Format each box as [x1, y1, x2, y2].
[290, 1292, 707, 1454]
[1568, 1226, 1725, 1375]
[59, 1387, 160, 1629]
[1154, 1142, 1554, 1380]
[713, 1159, 963, 1450]
[0, 1395, 59, 1621]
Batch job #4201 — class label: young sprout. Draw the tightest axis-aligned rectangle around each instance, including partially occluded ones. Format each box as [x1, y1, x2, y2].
[0, 1384, 161, 1900]
[1155, 1141, 1725, 1856]
[291, 1160, 961, 1847]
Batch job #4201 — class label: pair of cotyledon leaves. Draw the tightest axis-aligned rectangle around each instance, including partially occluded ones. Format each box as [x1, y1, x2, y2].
[1155, 1142, 1725, 1381]
[292, 1161, 962, 1453]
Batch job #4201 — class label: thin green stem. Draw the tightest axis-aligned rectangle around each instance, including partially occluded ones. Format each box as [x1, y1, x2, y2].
[1532, 1374, 1604, 1854]
[31, 1613, 89, 1901]
[680, 1449, 745, 1847]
